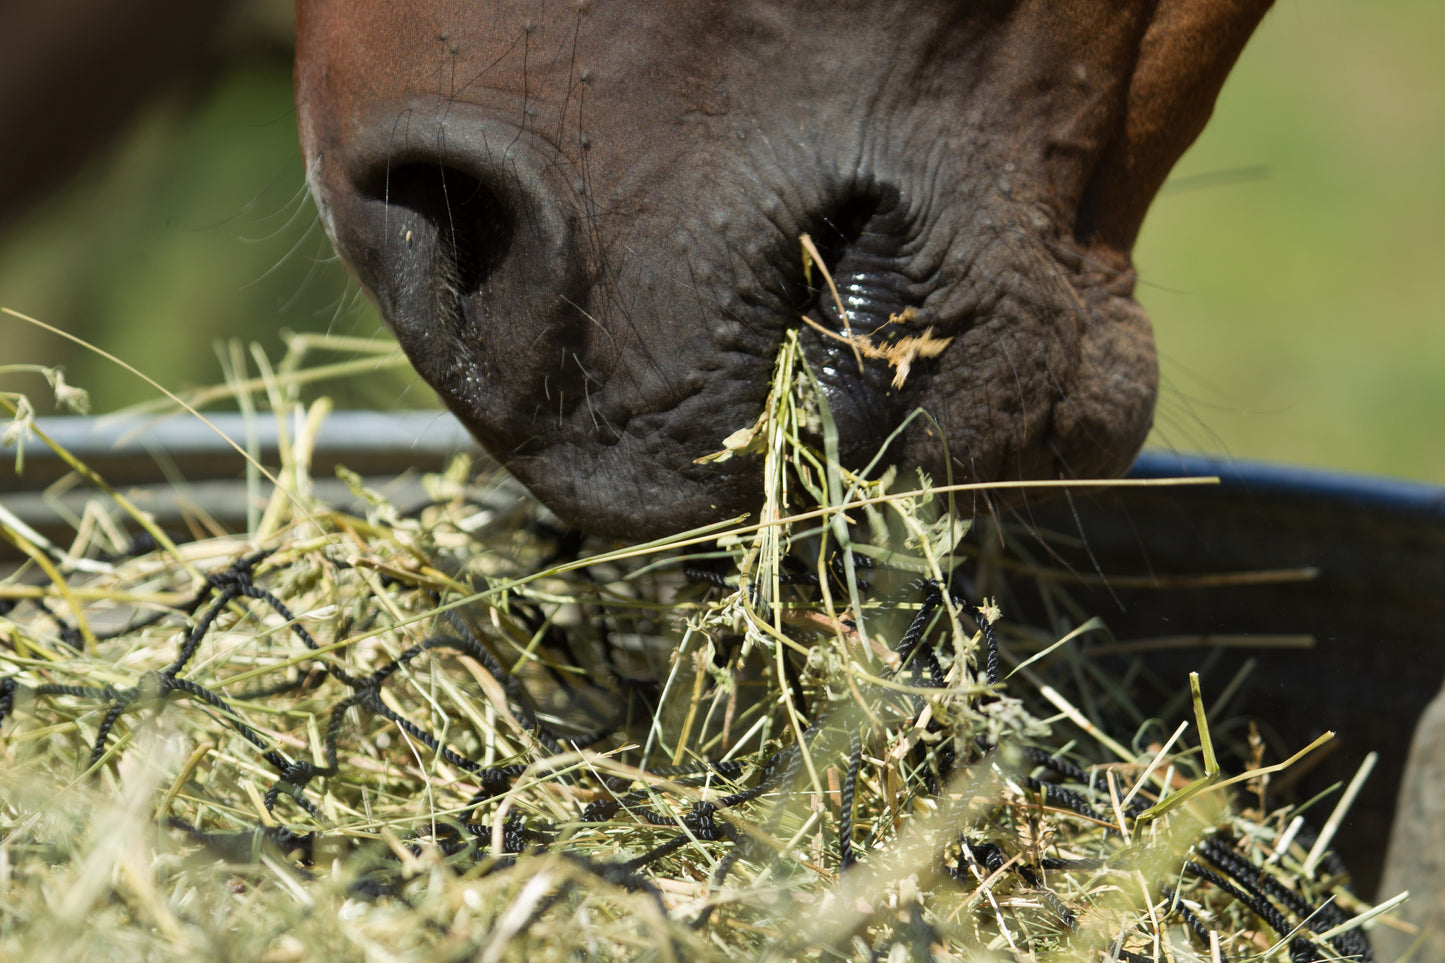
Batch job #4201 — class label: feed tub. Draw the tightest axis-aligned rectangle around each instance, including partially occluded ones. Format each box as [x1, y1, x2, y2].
[1022, 451, 1445, 904]
[4, 413, 1442, 920]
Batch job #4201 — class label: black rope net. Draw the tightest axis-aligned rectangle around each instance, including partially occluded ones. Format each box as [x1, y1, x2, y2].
[0, 418, 1385, 960]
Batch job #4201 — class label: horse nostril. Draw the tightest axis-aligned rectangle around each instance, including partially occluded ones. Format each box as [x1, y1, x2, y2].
[318, 104, 584, 391]
[359, 163, 515, 300]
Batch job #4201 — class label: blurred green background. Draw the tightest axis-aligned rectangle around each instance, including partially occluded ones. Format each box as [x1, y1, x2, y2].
[1, 1, 1441, 482]
[1137, 0, 1445, 484]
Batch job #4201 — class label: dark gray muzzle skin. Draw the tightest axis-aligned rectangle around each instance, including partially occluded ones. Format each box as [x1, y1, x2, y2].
[295, 0, 1273, 538]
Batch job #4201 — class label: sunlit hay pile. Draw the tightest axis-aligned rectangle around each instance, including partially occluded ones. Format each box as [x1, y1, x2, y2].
[0, 334, 1396, 962]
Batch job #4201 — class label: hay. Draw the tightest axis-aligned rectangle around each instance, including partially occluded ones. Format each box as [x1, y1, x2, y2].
[1, 331, 1394, 962]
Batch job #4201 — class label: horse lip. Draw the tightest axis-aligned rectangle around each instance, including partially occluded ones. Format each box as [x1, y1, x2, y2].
[798, 316, 907, 463]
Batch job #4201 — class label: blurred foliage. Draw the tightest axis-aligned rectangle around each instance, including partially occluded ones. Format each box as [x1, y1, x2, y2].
[1135, 0, 1445, 482]
[0, 0, 1440, 480]
[0, 63, 421, 413]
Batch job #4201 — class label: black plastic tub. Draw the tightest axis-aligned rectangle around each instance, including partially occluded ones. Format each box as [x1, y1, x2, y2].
[1021, 451, 1445, 897]
[0, 411, 477, 552]
[4, 413, 1442, 895]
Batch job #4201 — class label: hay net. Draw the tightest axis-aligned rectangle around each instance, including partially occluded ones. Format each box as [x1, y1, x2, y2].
[0, 340, 1386, 962]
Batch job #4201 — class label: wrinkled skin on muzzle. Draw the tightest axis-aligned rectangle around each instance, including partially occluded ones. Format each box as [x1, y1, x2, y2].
[295, 0, 1273, 538]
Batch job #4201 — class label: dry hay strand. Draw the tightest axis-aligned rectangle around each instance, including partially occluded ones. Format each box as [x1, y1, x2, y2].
[0, 332, 1399, 962]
